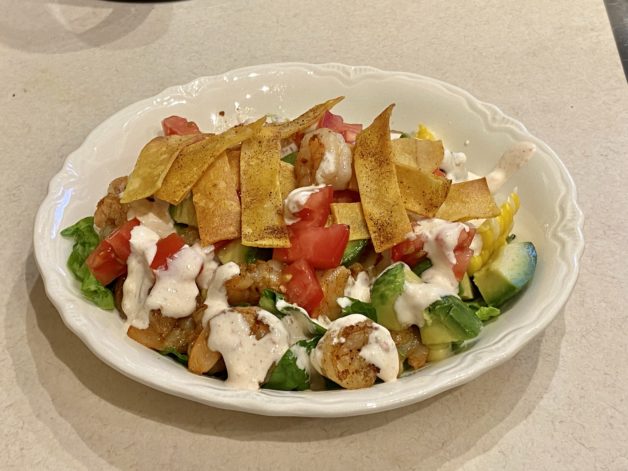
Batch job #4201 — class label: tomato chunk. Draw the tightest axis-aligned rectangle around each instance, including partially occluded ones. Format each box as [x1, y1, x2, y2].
[290, 186, 334, 231]
[86, 218, 140, 285]
[391, 237, 426, 267]
[274, 224, 349, 269]
[162, 116, 200, 136]
[451, 227, 476, 281]
[318, 111, 363, 144]
[283, 259, 324, 315]
[151, 233, 186, 270]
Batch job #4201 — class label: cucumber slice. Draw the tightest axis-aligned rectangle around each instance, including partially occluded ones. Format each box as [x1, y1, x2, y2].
[169, 196, 197, 226]
[341, 239, 368, 266]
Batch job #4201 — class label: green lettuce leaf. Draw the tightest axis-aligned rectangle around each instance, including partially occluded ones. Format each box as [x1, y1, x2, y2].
[340, 297, 378, 322]
[263, 338, 318, 391]
[61, 217, 114, 310]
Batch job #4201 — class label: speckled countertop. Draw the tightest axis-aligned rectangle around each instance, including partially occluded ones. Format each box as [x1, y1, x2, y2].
[1, 1, 627, 469]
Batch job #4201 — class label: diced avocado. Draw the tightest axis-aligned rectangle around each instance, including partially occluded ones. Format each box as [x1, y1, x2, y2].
[458, 273, 475, 300]
[370, 262, 420, 331]
[420, 296, 483, 345]
[169, 196, 198, 226]
[473, 241, 537, 307]
[341, 239, 368, 266]
[217, 239, 271, 265]
[427, 343, 453, 362]
[412, 258, 432, 277]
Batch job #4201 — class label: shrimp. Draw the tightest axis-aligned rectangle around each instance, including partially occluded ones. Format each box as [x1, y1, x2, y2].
[224, 260, 285, 305]
[315, 319, 379, 389]
[94, 176, 129, 232]
[312, 265, 351, 320]
[188, 326, 223, 375]
[294, 129, 353, 190]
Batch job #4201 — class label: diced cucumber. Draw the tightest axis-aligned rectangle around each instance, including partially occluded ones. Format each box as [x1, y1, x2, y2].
[427, 343, 453, 362]
[169, 196, 197, 226]
[473, 241, 537, 307]
[412, 258, 432, 277]
[341, 239, 368, 266]
[281, 151, 297, 165]
[420, 296, 483, 345]
[217, 239, 271, 265]
[458, 273, 475, 300]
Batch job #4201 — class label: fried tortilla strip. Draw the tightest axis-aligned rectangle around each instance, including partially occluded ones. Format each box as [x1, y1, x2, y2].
[279, 161, 296, 201]
[330, 202, 370, 240]
[392, 138, 444, 172]
[120, 134, 201, 203]
[435, 177, 500, 221]
[240, 127, 291, 248]
[226, 148, 241, 191]
[395, 163, 451, 217]
[192, 152, 241, 245]
[275, 96, 344, 139]
[353, 105, 411, 252]
[155, 117, 266, 205]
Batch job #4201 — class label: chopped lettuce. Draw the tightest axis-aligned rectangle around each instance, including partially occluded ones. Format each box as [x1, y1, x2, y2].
[466, 301, 501, 322]
[263, 338, 318, 391]
[340, 297, 377, 322]
[258, 289, 285, 317]
[160, 347, 189, 366]
[61, 217, 114, 310]
[281, 151, 298, 165]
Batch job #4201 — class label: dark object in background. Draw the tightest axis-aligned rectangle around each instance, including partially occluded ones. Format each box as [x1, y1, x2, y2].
[604, 0, 628, 81]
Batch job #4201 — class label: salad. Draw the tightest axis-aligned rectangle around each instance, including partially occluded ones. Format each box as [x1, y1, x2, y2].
[61, 98, 537, 391]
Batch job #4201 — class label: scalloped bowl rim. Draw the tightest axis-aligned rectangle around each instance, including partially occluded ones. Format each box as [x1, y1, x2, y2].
[34, 62, 584, 417]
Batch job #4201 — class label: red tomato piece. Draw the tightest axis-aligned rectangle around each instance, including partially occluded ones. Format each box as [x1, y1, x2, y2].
[451, 227, 476, 281]
[274, 224, 349, 269]
[212, 239, 232, 251]
[283, 259, 324, 315]
[150, 233, 186, 270]
[86, 241, 126, 286]
[162, 116, 201, 136]
[434, 168, 447, 178]
[106, 218, 140, 262]
[391, 237, 427, 267]
[318, 111, 363, 144]
[290, 186, 334, 231]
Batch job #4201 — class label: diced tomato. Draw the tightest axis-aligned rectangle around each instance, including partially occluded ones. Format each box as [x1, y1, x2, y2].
[283, 259, 324, 315]
[290, 186, 334, 231]
[451, 227, 476, 281]
[391, 237, 427, 267]
[150, 233, 186, 270]
[212, 239, 232, 251]
[332, 190, 360, 203]
[162, 116, 201, 136]
[434, 168, 447, 178]
[86, 241, 126, 286]
[86, 218, 140, 285]
[274, 224, 349, 269]
[318, 111, 363, 144]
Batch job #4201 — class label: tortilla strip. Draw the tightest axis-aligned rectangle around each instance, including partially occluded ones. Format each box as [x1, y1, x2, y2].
[435, 177, 500, 221]
[395, 163, 451, 217]
[331, 202, 370, 240]
[353, 105, 411, 252]
[120, 134, 201, 203]
[240, 127, 291, 248]
[192, 152, 241, 245]
[155, 117, 266, 205]
[279, 161, 296, 201]
[392, 138, 444, 173]
[275, 97, 344, 139]
[226, 148, 241, 191]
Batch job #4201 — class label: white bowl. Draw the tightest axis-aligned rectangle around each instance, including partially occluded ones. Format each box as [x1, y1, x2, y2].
[34, 63, 584, 417]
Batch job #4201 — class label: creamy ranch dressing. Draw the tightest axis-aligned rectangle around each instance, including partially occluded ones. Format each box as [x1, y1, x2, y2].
[127, 199, 175, 237]
[145, 244, 204, 318]
[310, 314, 399, 382]
[202, 262, 240, 325]
[196, 245, 219, 291]
[283, 184, 326, 225]
[301, 128, 353, 190]
[441, 149, 469, 182]
[343, 271, 371, 302]
[122, 225, 160, 330]
[394, 279, 451, 328]
[208, 308, 290, 390]
[485, 142, 536, 192]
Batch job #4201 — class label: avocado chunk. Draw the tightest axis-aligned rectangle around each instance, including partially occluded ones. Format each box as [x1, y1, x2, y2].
[341, 239, 368, 266]
[420, 296, 483, 345]
[169, 196, 197, 226]
[458, 273, 475, 300]
[370, 262, 421, 330]
[472, 241, 537, 307]
[217, 239, 271, 265]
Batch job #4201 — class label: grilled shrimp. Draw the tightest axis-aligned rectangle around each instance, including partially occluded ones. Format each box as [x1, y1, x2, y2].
[225, 260, 285, 305]
[312, 265, 351, 320]
[295, 129, 352, 190]
[94, 176, 129, 231]
[188, 326, 223, 375]
[390, 326, 429, 370]
[315, 319, 379, 389]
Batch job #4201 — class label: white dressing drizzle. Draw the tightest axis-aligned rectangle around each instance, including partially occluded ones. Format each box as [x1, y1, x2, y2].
[343, 271, 371, 302]
[202, 262, 240, 325]
[145, 244, 203, 318]
[196, 245, 219, 291]
[127, 199, 175, 237]
[485, 142, 535, 193]
[208, 309, 289, 390]
[122, 225, 160, 330]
